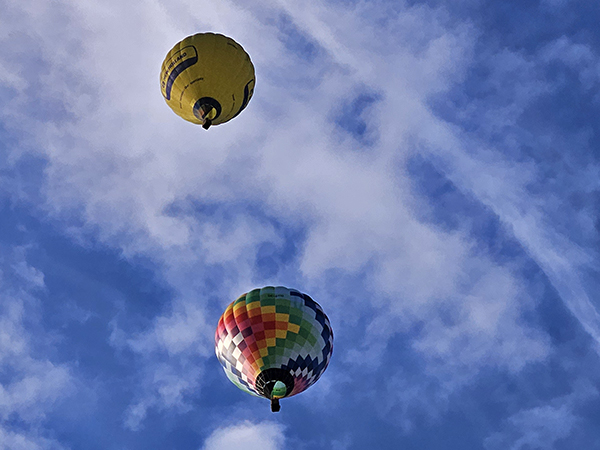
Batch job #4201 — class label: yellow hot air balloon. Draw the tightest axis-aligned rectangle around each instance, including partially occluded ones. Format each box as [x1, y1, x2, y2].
[160, 33, 255, 129]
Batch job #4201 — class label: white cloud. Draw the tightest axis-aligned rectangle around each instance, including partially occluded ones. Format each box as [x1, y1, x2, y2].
[0, 427, 69, 450]
[540, 0, 572, 11]
[413, 266, 549, 373]
[485, 404, 576, 449]
[483, 384, 594, 450]
[346, 258, 550, 432]
[0, 359, 72, 422]
[540, 35, 600, 105]
[112, 291, 217, 430]
[0, 297, 28, 363]
[120, 359, 201, 429]
[414, 38, 600, 350]
[0, 248, 74, 447]
[202, 421, 285, 450]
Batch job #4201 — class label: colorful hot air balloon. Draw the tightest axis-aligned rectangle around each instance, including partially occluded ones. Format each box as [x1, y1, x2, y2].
[215, 286, 333, 412]
[160, 33, 255, 129]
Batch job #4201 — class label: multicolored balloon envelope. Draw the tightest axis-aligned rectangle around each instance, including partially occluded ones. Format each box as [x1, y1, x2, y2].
[160, 33, 255, 129]
[215, 286, 334, 412]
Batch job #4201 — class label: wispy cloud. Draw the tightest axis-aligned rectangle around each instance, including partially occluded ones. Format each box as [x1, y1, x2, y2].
[0, 247, 73, 448]
[484, 381, 598, 450]
[201, 421, 285, 450]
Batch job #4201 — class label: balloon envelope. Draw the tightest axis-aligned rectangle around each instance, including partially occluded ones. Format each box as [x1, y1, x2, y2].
[215, 286, 333, 410]
[160, 33, 255, 129]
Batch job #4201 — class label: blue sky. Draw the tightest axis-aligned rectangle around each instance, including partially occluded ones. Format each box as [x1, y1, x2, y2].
[1, 0, 599, 448]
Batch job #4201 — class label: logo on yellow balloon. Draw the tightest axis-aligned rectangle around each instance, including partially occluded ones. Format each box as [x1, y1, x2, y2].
[160, 46, 198, 100]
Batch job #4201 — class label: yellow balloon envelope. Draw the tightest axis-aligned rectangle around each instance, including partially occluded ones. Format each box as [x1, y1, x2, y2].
[160, 33, 255, 129]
